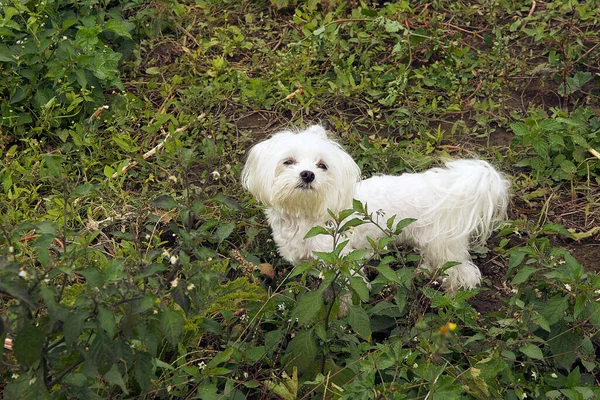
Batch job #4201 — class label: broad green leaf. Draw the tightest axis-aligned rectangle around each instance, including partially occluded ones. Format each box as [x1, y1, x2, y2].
[519, 343, 544, 360]
[510, 122, 530, 137]
[511, 266, 537, 285]
[377, 265, 402, 284]
[14, 324, 45, 367]
[349, 276, 370, 301]
[291, 290, 323, 325]
[64, 310, 87, 346]
[212, 194, 244, 211]
[105, 19, 132, 39]
[208, 347, 234, 369]
[134, 351, 154, 392]
[0, 43, 15, 62]
[215, 222, 235, 243]
[104, 364, 128, 394]
[566, 366, 581, 389]
[88, 331, 115, 374]
[98, 306, 117, 338]
[339, 218, 365, 232]
[289, 329, 317, 372]
[347, 305, 371, 339]
[151, 194, 179, 209]
[160, 309, 184, 349]
[541, 295, 569, 325]
[304, 226, 329, 239]
[344, 249, 370, 261]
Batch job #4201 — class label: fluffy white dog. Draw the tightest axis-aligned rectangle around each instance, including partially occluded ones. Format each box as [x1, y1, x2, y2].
[242, 125, 509, 292]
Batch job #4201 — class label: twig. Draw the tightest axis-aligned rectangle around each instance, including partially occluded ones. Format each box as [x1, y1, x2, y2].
[464, 79, 483, 103]
[46, 356, 85, 389]
[441, 23, 485, 40]
[521, 0, 537, 29]
[589, 148, 600, 161]
[274, 88, 303, 106]
[88, 105, 109, 123]
[111, 121, 198, 179]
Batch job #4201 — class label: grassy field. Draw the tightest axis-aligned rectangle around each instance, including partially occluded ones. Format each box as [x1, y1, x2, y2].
[1, 0, 600, 398]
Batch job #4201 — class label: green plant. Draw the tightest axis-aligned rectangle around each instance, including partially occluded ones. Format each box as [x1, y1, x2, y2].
[510, 107, 600, 184]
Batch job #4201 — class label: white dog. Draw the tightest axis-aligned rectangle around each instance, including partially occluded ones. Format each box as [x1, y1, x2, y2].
[242, 125, 509, 292]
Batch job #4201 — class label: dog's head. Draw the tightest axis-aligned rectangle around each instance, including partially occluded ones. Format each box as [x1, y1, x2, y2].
[242, 125, 361, 216]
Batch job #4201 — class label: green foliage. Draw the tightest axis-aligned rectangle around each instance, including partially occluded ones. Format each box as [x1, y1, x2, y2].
[510, 107, 600, 184]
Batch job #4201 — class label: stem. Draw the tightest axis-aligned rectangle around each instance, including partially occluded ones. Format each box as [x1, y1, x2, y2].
[46, 356, 85, 389]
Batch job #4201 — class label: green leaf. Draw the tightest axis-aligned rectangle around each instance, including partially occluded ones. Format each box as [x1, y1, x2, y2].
[104, 364, 129, 394]
[377, 265, 402, 284]
[304, 226, 329, 239]
[215, 222, 235, 243]
[64, 310, 87, 346]
[160, 309, 184, 349]
[289, 329, 317, 372]
[151, 194, 179, 209]
[394, 218, 417, 235]
[349, 276, 370, 301]
[208, 347, 234, 369]
[88, 331, 115, 374]
[98, 306, 117, 338]
[134, 351, 154, 392]
[291, 290, 323, 325]
[339, 218, 365, 232]
[347, 305, 372, 339]
[212, 194, 244, 211]
[566, 366, 581, 389]
[344, 249, 370, 262]
[14, 324, 45, 368]
[511, 266, 537, 285]
[519, 343, 544, 360]
[510, 122, 530, 137]
[541, 295, 569, 325]
[105, 19, 133, 39]
[0, 43, 15, 62]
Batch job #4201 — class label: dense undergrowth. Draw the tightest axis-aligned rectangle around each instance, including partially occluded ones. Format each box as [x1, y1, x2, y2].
[1, 0, 599, 398]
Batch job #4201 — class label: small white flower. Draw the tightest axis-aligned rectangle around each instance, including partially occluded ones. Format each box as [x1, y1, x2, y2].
[551, 373, 558, 378]
[531, 371, 537, 380]
[145, 234, 151, 240]
[18, 270, 30, 279]
[11, 373, 19, 379]
[412, 363, 418, 368]
[564, 283, 572, 292]
[169, 255, 178, 265]
[8, 246, 14, 253]
[162, 249, 170, 258]
[198, 361, 206, 370]
[29, 376, 36, 386]
[170, 278, 179, 288]
[211, 170, 221, 180]
[240, 314, 249, 323]
[522, 393, 527, 399]
[277, 304, 286, 311]
[187, 283, 195, 291]
[168, 175, 178, 183]
[318, 271, 324, 279]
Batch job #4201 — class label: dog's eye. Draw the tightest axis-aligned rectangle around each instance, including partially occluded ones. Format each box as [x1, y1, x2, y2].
[283, 160, 294, 165]
[317, 162, 328, 170]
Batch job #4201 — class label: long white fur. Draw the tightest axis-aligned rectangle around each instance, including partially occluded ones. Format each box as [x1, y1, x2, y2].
[242, 125, 509, 291]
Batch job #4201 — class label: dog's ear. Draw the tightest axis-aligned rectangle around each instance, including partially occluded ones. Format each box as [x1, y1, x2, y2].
[303, 125, 329, 139]
[327, 146, 362, 213]
[242, 135, 281, 206]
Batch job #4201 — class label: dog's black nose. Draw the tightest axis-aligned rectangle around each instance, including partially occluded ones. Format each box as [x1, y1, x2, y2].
[300, 170, 315, 183]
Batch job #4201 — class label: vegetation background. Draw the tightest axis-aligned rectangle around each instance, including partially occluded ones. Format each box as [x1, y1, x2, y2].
[1, 0, 599, 398]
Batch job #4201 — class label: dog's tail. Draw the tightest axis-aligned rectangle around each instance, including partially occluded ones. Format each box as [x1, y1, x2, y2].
[427, 159, 509, 245]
